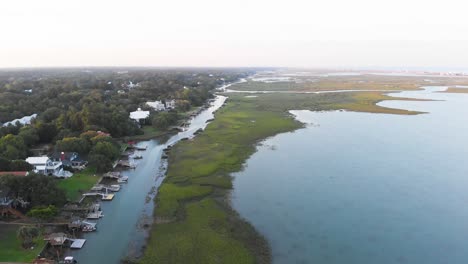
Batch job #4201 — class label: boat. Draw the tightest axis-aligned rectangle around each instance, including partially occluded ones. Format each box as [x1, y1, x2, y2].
[133, 155, 143, 159]
[86, 211, 103, 219]
[107, 184, 121, 192]
[117, 176, 128, 183]
[59, 256, 77, 263]
[91, 185, 104, 191]
[82, 224, 96, 232]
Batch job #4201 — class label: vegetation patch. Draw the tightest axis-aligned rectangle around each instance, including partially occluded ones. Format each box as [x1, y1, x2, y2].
[441, 87, 468, 94]
[0, 225, 45, 262]
[57, 167, 100, 201]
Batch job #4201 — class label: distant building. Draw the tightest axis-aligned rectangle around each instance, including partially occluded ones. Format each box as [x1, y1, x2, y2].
[165, 99, 176, 109]
[2, 114, 37, 127]
[129, 108, 150, 124]
[146, 100, 166, 111]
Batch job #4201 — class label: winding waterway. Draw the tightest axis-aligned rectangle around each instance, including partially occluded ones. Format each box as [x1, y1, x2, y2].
[72, 95, 227, 264]
[232, 86, 468, 263]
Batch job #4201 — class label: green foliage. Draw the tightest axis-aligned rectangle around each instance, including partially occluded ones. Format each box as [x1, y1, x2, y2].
[56, 137, 90, 154]
[34, 121, 58, 143]
[155, 184, 213, 218]
[141, 199, 255, 264]
[152, 111, 179, 130]
[0, 173, 66, 208]
[0, 225, 45, 262]
[57, 167, 99, 201]
[16, 226, 40, 248]
[18, 126, 39, 146]
[0, 134, 27, 159]
[8, 160, 33, 171]
[26, 205, 58, 220]
[88, 154, 113, 173]
[91, 141, 120, 160]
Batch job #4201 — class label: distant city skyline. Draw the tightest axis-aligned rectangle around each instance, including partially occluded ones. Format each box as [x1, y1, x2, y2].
[1, 0, 468, 68]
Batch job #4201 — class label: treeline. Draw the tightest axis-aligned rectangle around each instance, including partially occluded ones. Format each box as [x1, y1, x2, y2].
[0, 68, 252, 160]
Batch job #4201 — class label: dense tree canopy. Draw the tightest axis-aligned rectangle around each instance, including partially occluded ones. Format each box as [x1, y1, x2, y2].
[0, 173, 67, 208]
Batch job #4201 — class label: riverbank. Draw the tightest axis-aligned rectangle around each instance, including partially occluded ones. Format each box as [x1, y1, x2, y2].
[140, 88, 428, 263]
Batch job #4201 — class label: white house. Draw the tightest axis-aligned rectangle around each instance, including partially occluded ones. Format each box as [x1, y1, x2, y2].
[146, 101, 166, 111]
[130, 108, 150, 123]
[3, 114, 37, 127]
[25, 156, 72, 178]
[165, 99, 176, 109]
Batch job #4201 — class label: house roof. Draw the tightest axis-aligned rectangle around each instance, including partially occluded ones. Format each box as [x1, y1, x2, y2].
[26, 156, 49, 165]
[44, 232, 68, 246]
[2, 113, 37, 127]
[130, 108, 150, 120]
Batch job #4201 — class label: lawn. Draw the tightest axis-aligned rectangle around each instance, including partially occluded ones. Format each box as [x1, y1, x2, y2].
[0, 225, 45, 262]
[57, 167, 100, 201]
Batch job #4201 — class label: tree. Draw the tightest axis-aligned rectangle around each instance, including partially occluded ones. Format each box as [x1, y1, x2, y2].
[152, 112, 178, 130]
[0, 173, 66, 207]
[9, 160, 33, 171]
[18, 126, 39, 146]
[88, 154, 113, 173]
[17, 226, 40, 248]
[90, 141, 120, 160]
[56, 137, 90, 154]
[0, 134, 27, 159]
[35, 122, 58, 143]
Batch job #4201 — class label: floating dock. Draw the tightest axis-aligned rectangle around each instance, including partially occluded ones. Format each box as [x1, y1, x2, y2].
[70, 239, 86, 249]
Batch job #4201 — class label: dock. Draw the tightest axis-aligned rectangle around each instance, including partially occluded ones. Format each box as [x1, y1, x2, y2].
[70, 239, 86, 249]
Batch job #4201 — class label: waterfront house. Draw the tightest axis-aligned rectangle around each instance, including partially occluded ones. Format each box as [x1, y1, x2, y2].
[146, 100, 166, 111]
[50, 152, 87, 170]
[129, 108, 150, 124]
[25, 156, 73, 177]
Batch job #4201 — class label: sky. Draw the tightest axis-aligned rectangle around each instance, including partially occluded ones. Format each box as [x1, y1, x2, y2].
[1, 0, 468, 69]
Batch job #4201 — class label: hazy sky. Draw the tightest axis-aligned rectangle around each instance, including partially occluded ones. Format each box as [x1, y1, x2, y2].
[1, 0, 468, 68]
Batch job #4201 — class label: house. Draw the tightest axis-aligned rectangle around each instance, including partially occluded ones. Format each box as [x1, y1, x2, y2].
[165, 99, 176, 109]
[129, 108, 150, 124]
[25, 156, 73, 178]
[2, 113, 37, 127]
[146, 100, 166, 111]
[50, 152, 87, 170]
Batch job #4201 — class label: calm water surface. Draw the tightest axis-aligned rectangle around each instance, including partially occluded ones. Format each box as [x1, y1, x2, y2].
[232, 87, 468, 264]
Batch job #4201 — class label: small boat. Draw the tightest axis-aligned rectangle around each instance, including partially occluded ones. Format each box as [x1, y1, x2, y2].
[87, 211, 103, 219]
[82, 225, 96, 232]
[133, 155, 143, 159]
[107, 184, 121, 192]
[91, 185, 104, 191]
[117, 176, 128, 183]
[60, 256, 77, 264]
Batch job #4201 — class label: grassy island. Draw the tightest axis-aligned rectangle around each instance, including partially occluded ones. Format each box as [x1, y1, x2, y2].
[141, 88, 428, 264]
